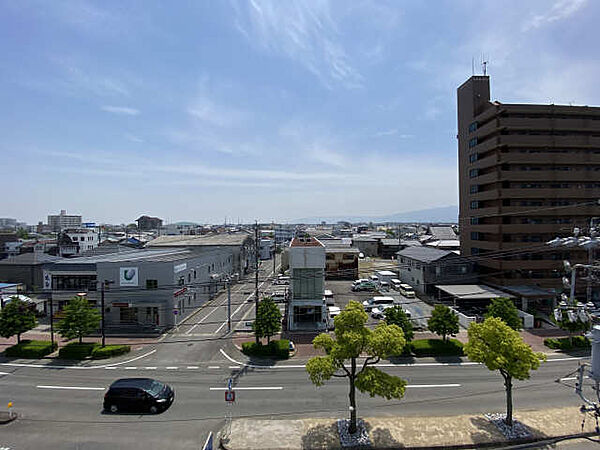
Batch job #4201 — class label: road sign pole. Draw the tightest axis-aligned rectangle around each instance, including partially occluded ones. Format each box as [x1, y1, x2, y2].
[227, 280, 231, 333]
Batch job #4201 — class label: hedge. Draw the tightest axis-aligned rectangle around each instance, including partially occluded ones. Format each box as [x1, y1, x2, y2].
[4, 340, 57, 358]
[58, 342, 99, 360]
[91, 344, 131, 359]
[544, 336, 590, 350]
[410, 339, 464, 357]
[241, 339, 290, 359]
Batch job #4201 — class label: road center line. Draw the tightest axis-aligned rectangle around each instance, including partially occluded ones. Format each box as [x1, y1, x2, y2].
[209, 387, 283, 391]
[407, 384, 461, 388]
[37, 385, 105, 391]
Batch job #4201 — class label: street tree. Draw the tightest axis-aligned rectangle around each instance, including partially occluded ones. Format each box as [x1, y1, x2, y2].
[253, 297, 282, 344]
[384, 306, 414, 341]
[0, 297, 37, 344]
[306, 301, 407, 434]
[56, 295, 101, 344]
[485, 297, 521, 330]
[427, 304, 459, 342]
[464, 317, 545, 427]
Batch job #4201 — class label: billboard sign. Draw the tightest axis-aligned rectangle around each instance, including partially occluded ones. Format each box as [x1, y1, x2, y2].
[174, 263, 187, 273]
[119, 267, 139, 286]
[43, 270, 52, 290]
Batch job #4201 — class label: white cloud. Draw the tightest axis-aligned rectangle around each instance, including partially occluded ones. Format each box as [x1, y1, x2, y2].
[101, 105, 140, 116]
[374, 129, 413, 138]
[308, 146, 347, 168]
[125, 133, 144, 143]
[231, 0, 362, 89]
[523, 0, 587, 31]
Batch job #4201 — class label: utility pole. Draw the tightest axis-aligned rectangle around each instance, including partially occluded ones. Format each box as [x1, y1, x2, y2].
[254, 221, 259, 344]
[49, 293, 54, 347]
[227, 279, 232, 333]
[100, 281, 106, 347]
[273, 241, 277, 277]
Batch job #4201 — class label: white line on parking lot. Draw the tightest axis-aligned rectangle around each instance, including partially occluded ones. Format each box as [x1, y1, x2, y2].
[37, 385, 105, 391]
[209, 387, 283, 391]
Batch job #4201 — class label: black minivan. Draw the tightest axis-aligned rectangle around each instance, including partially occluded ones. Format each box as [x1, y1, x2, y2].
[104, 378, 175, 414]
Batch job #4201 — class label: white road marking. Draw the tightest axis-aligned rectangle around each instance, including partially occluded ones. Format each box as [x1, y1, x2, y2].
[0, 372, 10, 375]
[145, 367, 157, 370]
[105, 367, 117, 370]
[166, 366, 178, 370]
[214, 263, 280, 334]
[187, 366, 199, 369]
[186, 298, 226, 335]
[124, 367, 137, 370]
[103, 349, 158, 368]
[209, 386, 283, 391]
[37, 385, 105, 391]
[229, 365, 242, 369]
[560, 376, 589, 381]
[208, 366, 220, 369]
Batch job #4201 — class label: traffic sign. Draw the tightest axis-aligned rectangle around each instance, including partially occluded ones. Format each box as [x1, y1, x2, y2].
[225, 390, 235, 402]
[173, 310, 179, 315]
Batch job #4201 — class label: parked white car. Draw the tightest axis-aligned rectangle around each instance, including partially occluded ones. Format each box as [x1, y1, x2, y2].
[371, 305, 395, 319]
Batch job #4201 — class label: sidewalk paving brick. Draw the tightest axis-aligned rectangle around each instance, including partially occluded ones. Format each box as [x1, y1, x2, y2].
[223, 406, 597, 449]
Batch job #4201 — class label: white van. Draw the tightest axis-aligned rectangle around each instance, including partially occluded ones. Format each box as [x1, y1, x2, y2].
[324, 289, 334, 306]
[362, 296, 395, 312]
[327, 306, 341, 330]
[370, 275, 379, 284]
[399, 284, 415, 298]
[391, 279, 402, 291]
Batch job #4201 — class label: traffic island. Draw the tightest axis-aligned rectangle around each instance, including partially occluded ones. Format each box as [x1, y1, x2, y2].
[220, 406, 599, 449]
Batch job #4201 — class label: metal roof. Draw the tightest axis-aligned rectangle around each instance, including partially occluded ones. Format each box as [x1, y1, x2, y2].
[0, 253, 61, 265]
[435, 284, 514, 300]
[397, 246, 455, 263]
[429, 226, 458, 240]
[52, 248, 192, 264]
[146, 232, 251, 247]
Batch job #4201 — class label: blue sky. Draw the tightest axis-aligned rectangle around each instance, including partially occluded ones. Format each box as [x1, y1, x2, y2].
[1, 0, 598, 224]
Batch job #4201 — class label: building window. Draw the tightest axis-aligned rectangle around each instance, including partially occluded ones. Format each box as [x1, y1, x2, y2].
[470, 201, 479, 209]
[469, 169, 479, 178]
[469, 121, 478, 133]
[471, 232, 480, 240]
[471, 217, 479, 225]
[470, 185, 479, 194]
[178, 277, 185, 286]
[469, 153, 478, 163]
[292, 268, 324, 300]
[146, 279, 158, 289]
[469, 137, 478, 148]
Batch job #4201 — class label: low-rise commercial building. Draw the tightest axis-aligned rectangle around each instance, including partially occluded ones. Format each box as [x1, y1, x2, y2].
[48, 210, 82, 232]
[397, 246, 475, 296]
[136, 215, 163, 231]
[45, 247, 233, 332]
[325, 247, 359, 280]
[352, 237, 378, 257]
[0, 252, 60, 291]
[288, 237, 327, 332]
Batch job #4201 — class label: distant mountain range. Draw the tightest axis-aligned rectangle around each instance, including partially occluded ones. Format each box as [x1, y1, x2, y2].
[292, 205, 458, 224]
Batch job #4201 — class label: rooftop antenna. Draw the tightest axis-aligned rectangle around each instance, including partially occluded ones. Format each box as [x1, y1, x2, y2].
[471, 57, 475, 76]
[481, 54, 488, 76]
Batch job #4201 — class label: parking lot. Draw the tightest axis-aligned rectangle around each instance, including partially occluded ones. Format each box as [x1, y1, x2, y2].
[323, 279, 433, 330]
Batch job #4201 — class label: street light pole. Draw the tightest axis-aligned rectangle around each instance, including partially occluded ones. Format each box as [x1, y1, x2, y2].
[227, 279, 231, 333]
[255, 222, 259, 344]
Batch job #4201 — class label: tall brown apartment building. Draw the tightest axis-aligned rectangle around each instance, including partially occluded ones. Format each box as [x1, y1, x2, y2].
[457, 76, 600, 300]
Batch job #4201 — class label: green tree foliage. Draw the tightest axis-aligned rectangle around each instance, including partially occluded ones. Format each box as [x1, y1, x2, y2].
[0, 297, 37, 344]
[464, 317, 545, 427]
[16, 228, 29, 239]
[485, 297, 522, 330]
[427, 304, 459, 341]
[56, 296, 101, 344]
[384, 306, 414, 341]
[306, 301, 407, 434]
[253, 297, 282, 344]
[556, 316, 589, 346]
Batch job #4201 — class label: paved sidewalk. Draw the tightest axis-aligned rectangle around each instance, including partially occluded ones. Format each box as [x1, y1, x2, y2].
[222, 406, 598, 449]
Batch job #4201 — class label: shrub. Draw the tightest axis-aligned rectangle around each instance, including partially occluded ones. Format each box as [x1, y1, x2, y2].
[241, 339, 290, 359]
[91, 344, 131, 359]
[544, 336, 590, 350]
[411, 339, 464, 357]
[4, 340, 57, 358]
[58, 342, 99, 360]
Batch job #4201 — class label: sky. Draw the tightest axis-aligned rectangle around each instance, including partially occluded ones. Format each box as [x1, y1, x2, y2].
[1, 0, 599, 225]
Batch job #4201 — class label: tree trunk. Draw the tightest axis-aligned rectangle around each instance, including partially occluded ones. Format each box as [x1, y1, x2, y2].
[267, 334, 270, 345]
[17, 333, 21, 344]
[79, 335, 83, 344]
[348, 357, 357, 434]
[504, 374, 513, 427]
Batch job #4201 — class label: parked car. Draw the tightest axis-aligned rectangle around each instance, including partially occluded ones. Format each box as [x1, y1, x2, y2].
[362, 296, 395, 312]
[104, 378, 175, 414]
[352, 278, 369, 286]
[371, 305, 395, 319]
[352, 281, 377, 292]
[274, 276, 290, 285]
[379, 281, 390, 291]
[323, 289, 334, 306]
[271, 291, 287, 303]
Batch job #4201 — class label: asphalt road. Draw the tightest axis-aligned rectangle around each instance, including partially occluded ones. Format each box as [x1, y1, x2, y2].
[0, 257, 594, 449]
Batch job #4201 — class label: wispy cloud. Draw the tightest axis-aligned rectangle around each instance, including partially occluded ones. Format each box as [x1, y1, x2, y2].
[308, 146, 347, 168]
[231, 0, 362, 89]
[101, 105, 140, 115]
[125, 133, 144, 143]
[523, 0, 587, 31]
[374, 129, 413, 138]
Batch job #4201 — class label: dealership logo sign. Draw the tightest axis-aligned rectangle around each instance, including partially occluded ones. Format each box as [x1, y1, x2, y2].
[119, 267, 139, 286]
